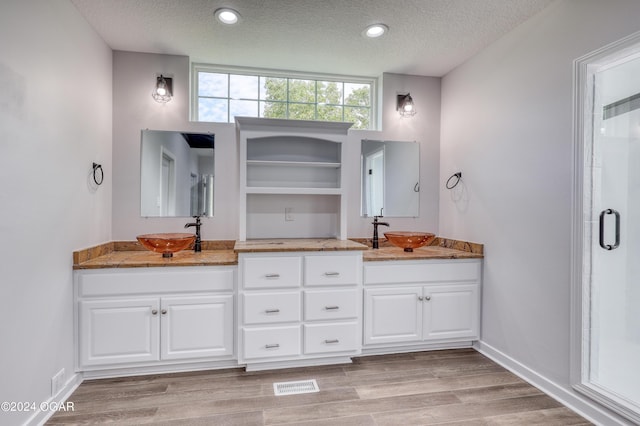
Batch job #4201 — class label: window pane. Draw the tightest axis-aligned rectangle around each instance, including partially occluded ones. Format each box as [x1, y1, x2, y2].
[344, 83, 371, 106]
[289, 79, 316, 103]
[318, 81, 342, 105]
[198, 98, 228, 122]
[260, 77, 287, 101]
[289, 103, 315, 120]
[230, 74, 258, 100]
[317, 104, 343, 122]
[230, 99, 258, 119]
[260, 101, 287, 119]
[199, 72, 228, 97]
[345, 106, 370, 129]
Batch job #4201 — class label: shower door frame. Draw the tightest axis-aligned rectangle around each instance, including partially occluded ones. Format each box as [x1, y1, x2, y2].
[571, 30, 640, 425]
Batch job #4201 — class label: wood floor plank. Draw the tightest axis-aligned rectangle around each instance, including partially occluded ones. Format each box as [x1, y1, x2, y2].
[373, 394, 563, 425]
[263, 391, 461, 424]
[355, 372, 526, 399]
[47, 350, 591, 425]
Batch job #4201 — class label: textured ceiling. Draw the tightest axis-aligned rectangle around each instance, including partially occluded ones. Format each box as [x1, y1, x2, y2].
[71, 0, 554, 77]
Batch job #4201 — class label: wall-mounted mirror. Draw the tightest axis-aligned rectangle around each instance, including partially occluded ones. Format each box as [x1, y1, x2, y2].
[361, 139, 419, 217]
[140, 130, 215, 217]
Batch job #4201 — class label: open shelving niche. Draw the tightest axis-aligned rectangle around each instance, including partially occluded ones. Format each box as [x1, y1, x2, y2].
[236, 117, 353, 241]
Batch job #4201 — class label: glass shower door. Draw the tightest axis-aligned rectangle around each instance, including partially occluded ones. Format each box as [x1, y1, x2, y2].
[587, 53, 640, 419]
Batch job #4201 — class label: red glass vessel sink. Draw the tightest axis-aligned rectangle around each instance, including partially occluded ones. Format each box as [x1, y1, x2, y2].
[384, 232, 436, 252]
[136, 233, 195, 258]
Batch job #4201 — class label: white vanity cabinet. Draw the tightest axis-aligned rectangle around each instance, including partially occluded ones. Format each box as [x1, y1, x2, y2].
[363, 259, 481, 351]
[75, 266, 236, 375]
[237, 251, 362, 370]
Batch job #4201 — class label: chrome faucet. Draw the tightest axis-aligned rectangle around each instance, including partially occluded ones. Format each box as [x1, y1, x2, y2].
[372, 215, 390, 249]
[184, 216, 202, 252]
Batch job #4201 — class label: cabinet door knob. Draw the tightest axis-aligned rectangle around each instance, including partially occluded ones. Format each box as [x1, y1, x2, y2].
[425, 296, 431, 301]
[324, 339, 339, 344]
[265, 273, 280, 279]
[161, 309, 167, 315]
[151, 309, 158, 315]
[265, 344, 280, 349]
[265, 309, 280, 314]
[325, 306, 339, 310]
[418, 296, 423, 301]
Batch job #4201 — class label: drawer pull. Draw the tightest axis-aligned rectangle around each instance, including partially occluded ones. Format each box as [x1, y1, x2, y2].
[324, 339, 339, 344]
[265, 309, 280, 314]
[325, 306, 340, 310]
[324, 272, 340, 277]
[265, 343, 280, 349]
[265, 273, 280, 279]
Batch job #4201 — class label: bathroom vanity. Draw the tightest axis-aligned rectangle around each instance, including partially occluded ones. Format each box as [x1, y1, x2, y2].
[72, 238, 482, 377]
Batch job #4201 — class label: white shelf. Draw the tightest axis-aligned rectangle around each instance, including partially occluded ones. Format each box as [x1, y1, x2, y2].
[247, 160, 341, 169]
[245, 187, 343, 195]
[237, 117, 352, 241]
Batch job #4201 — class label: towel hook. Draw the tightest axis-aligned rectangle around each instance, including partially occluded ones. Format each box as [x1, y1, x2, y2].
[92, 163, 104, 186]
[446, 172, 461, 189]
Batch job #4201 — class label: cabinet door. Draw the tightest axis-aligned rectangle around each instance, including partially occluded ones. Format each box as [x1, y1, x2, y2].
[364, 287, 422, 345]
[422, 284, 479, 341]
[79, 298, 159, 367]
[160, 295, 234, 360]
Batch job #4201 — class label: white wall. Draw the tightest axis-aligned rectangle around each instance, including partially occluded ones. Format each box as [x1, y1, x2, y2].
[439, 0, 640, 423]
[0, 1, 112, 424]
[112, 56, 441, 240]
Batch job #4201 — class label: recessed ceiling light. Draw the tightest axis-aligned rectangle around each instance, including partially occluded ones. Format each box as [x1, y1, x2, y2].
[214, 8, 241, 25]
[364, 24, 388, 38]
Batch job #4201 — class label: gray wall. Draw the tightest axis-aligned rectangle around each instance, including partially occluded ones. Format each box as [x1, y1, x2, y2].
[0, 1, 112, 424]
[439, 0, 640, 423]
[112, 55, 442, 240]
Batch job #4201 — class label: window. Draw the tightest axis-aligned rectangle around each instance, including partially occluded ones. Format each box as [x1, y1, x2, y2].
[192, 65, 376, 130]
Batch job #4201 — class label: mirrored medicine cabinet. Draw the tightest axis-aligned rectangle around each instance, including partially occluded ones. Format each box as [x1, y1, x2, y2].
[140, 130, 215, 218]
[361, 139, 419, 217]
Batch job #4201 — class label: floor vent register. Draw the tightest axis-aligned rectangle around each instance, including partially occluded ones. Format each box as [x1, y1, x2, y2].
[273, 379, 319, 396]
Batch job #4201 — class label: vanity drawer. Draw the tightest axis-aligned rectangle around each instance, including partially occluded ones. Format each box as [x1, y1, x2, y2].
[243, 292, 300, 324]
[242, 256, 302, 289]
[304, 255, 360, 286]
[78, 267, 235, 296]
[364, 260, 481, 285]
[304, 289, 358, 321]
[304, 322, 359, 354]
[243, 326, 301, 359]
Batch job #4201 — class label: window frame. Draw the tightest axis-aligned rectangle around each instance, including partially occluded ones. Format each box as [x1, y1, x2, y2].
[191, 63, 379, 130]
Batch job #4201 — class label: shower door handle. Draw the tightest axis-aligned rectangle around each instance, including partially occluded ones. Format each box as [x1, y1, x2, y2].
[599, 208, 620, 250]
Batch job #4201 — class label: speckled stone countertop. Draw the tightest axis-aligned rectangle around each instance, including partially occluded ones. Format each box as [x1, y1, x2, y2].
[353, 237, 484, 261]
[233, 238, 368, 253]
[73, 238, 482, 269]
[73, 240, 238, 270]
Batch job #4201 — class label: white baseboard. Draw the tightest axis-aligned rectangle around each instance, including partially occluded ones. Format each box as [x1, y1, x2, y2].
[474, 341, 631, 426]
[24, 372, 83, 426]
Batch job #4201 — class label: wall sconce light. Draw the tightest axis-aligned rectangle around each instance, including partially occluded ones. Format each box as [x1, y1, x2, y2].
[152, 75, 173, 103]
[397, 93, 416, 117]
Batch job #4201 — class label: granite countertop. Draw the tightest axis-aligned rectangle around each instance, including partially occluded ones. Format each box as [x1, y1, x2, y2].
[233, 238, 368, 253]
[362, 246, 483, 261]
[74, 249, 238, 269]
[73, 238, 482, 269]
[73, 241, 238, 270]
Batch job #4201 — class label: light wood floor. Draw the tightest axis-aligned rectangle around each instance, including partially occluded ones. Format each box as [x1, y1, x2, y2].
[48, 349, 591, 425]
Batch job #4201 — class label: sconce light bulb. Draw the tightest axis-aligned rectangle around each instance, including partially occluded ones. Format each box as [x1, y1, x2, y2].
[156, 87, 167, 96]
[403, 103, 413, 112]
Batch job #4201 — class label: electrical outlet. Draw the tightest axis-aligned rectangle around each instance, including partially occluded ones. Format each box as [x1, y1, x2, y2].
[51, 368, 65, 397]
[285, 207, 294, 221]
